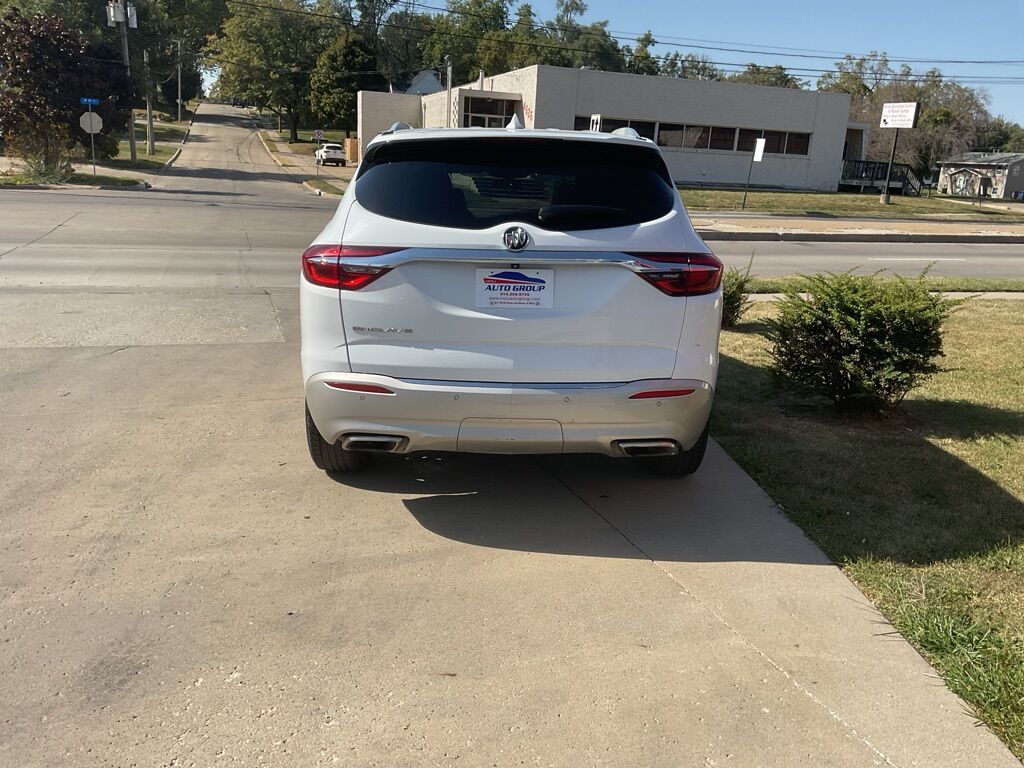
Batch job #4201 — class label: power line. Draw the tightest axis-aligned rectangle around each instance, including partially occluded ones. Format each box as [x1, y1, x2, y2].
[221, 0, 1024, 86]
[406, 0, 1024, 66]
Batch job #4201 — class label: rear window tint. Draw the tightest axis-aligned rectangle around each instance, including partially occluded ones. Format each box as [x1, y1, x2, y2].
[354, 138, 676, 231]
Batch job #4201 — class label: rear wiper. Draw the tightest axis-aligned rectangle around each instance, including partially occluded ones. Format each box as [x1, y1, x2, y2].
[538, 204, 627, 227]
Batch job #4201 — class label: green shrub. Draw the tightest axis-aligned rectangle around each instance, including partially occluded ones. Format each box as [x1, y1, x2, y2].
[721, 256, 755, 328]
[768, 272, 959, 410]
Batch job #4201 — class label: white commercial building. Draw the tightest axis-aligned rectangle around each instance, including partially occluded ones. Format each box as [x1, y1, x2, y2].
[357, 64, 861, 191]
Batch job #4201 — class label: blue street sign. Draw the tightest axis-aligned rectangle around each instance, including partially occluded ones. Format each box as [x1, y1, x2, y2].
[79, 97, 101, 106]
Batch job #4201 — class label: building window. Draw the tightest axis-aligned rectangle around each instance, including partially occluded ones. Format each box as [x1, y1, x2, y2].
[682, 126, 711, 149]
[601, 118, 629, 133]
[786, 132, 810, 155]
[463, 97, 517, 128]
[657, 123, 685, 148]
[709, 127, 736, 151]
[630, 120, 656, 140]
[763, 130, 787, 154]
[737, 129, 762, 152]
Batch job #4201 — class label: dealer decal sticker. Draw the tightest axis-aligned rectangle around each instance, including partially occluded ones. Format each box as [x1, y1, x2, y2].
[475, 269, 554, 308]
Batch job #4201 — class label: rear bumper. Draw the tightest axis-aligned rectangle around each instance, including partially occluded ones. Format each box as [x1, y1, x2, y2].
[304, 373, 713, 456]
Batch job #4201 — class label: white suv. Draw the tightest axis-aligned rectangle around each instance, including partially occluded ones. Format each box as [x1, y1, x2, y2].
[300, 127, 722, 475]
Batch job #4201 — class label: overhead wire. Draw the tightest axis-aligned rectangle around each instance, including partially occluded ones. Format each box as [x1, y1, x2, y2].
[220, 0, 1024, 85]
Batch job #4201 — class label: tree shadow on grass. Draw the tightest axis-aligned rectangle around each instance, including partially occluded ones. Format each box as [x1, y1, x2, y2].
[713, 353, 1024, 566]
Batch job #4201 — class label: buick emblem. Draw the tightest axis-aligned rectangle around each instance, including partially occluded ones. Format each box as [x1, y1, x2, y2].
[502, 226, 530, 251]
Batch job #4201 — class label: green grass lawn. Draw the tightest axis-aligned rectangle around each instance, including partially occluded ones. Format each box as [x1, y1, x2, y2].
[66, 172, 140, 186]
[1, 171, 139, 187]
[149, 122, 187, 143]
[715, 300, 1024, 757]
[682, 189, 1024, 220]
[98, 138, 175, 171]
[304, 177, 346, 196]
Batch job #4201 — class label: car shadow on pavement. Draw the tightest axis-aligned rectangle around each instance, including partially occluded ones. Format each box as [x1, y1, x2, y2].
[327, 355, 1024, 567]
[329, 446, 833, 565]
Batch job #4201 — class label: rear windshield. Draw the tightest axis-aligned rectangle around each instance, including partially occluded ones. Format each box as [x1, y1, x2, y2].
[354, 138, 676, 231]
[323, 144, 342, 150]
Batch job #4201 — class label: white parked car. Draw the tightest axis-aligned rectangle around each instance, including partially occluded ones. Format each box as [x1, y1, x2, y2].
[300, 126, 722, 475]
[313, 142, 346, 166]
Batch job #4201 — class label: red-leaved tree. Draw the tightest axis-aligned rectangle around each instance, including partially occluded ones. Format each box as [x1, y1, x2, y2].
[0, 8, 128, 178]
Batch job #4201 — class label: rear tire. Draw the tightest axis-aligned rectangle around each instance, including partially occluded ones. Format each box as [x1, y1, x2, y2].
[305, 405, 366, 472]
[643, 422, 709, 477]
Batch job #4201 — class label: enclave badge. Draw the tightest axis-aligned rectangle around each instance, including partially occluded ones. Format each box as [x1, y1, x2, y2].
[502, 226, 530, 251]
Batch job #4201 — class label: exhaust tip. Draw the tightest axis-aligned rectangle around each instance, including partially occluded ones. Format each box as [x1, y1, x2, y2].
[616, 440, 680, 458]
[341, 434, 405, 453]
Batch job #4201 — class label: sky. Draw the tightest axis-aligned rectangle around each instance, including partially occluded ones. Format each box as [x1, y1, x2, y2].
[530, 0, 1024, 123]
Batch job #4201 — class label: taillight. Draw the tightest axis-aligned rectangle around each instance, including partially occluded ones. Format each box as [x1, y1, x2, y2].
[301, 245, 402, 290]
[628, 252, 724, 296]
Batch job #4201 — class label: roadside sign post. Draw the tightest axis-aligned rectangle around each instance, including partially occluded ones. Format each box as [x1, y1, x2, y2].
[313, 129, 324, 178]
[741, 137, 766, 210]
[878, 102, 919, 204]
[79, 97, 102, 177]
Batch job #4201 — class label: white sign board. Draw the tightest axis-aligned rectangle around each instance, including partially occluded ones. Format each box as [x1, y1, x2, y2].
[880, 102, 919, 129]
[753, 137, 766, 162]
[313, 129, 324, 141]
[79, 111, 103, 134]
[589, 114, 602, 132]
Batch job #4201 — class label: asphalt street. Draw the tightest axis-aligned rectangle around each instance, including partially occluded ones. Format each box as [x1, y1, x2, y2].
[712, 240, 1024, 278]
[1, 104, 1020, 767]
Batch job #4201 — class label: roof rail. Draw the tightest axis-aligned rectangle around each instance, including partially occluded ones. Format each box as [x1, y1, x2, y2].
[383, 121, 414, 134]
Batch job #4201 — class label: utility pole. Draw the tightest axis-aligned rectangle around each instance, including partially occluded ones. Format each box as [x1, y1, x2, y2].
[143, 49, 155, 155]
[112, 1, 138, 162]
[445, 56, 453, 128]
[176, 40, 182, 123]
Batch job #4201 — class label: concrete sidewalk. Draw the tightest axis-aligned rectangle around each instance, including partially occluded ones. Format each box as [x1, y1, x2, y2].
[692, 211, 1024, 243]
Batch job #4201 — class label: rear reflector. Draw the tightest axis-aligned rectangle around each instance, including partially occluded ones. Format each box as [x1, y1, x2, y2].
[629, 388, 696, 400]
[324, 382, 395, 395]
[628, 252, 724, 296]
[301, 245, 402, 289]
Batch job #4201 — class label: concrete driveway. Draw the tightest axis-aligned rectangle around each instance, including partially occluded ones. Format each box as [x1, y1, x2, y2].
[0, 104, 1019, 767]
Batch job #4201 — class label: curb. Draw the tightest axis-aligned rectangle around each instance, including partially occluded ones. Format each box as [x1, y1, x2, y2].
[257, 129, 285, 168]
[159, 103, 198, 175]
[0, 180, 150, 191]
[698, 230, 1024, 244]
[302, 179, 343, 198]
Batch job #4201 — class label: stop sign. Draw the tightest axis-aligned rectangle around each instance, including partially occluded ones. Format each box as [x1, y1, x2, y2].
[79, 111, 103, 134]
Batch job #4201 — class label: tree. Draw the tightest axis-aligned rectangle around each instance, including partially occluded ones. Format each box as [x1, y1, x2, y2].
[818, 52, 997, 171]
[421, 0, 510, 85]
[309, 31, 387, 131]
[207, 0, 325, 141]
[0, 9, 126, 178]
[622, 31, 659, 76]
[727, 64, 806, 89]
[661, 52, 722, 81]
[977, 117, 1024, 152]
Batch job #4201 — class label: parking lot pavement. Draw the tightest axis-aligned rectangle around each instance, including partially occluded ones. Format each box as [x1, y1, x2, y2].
[1, 104, 1019, 767]
[2, 306, 1019, 767]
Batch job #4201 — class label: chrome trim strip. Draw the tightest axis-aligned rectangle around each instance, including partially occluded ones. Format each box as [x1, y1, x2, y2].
[337, 249, 695, 273]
